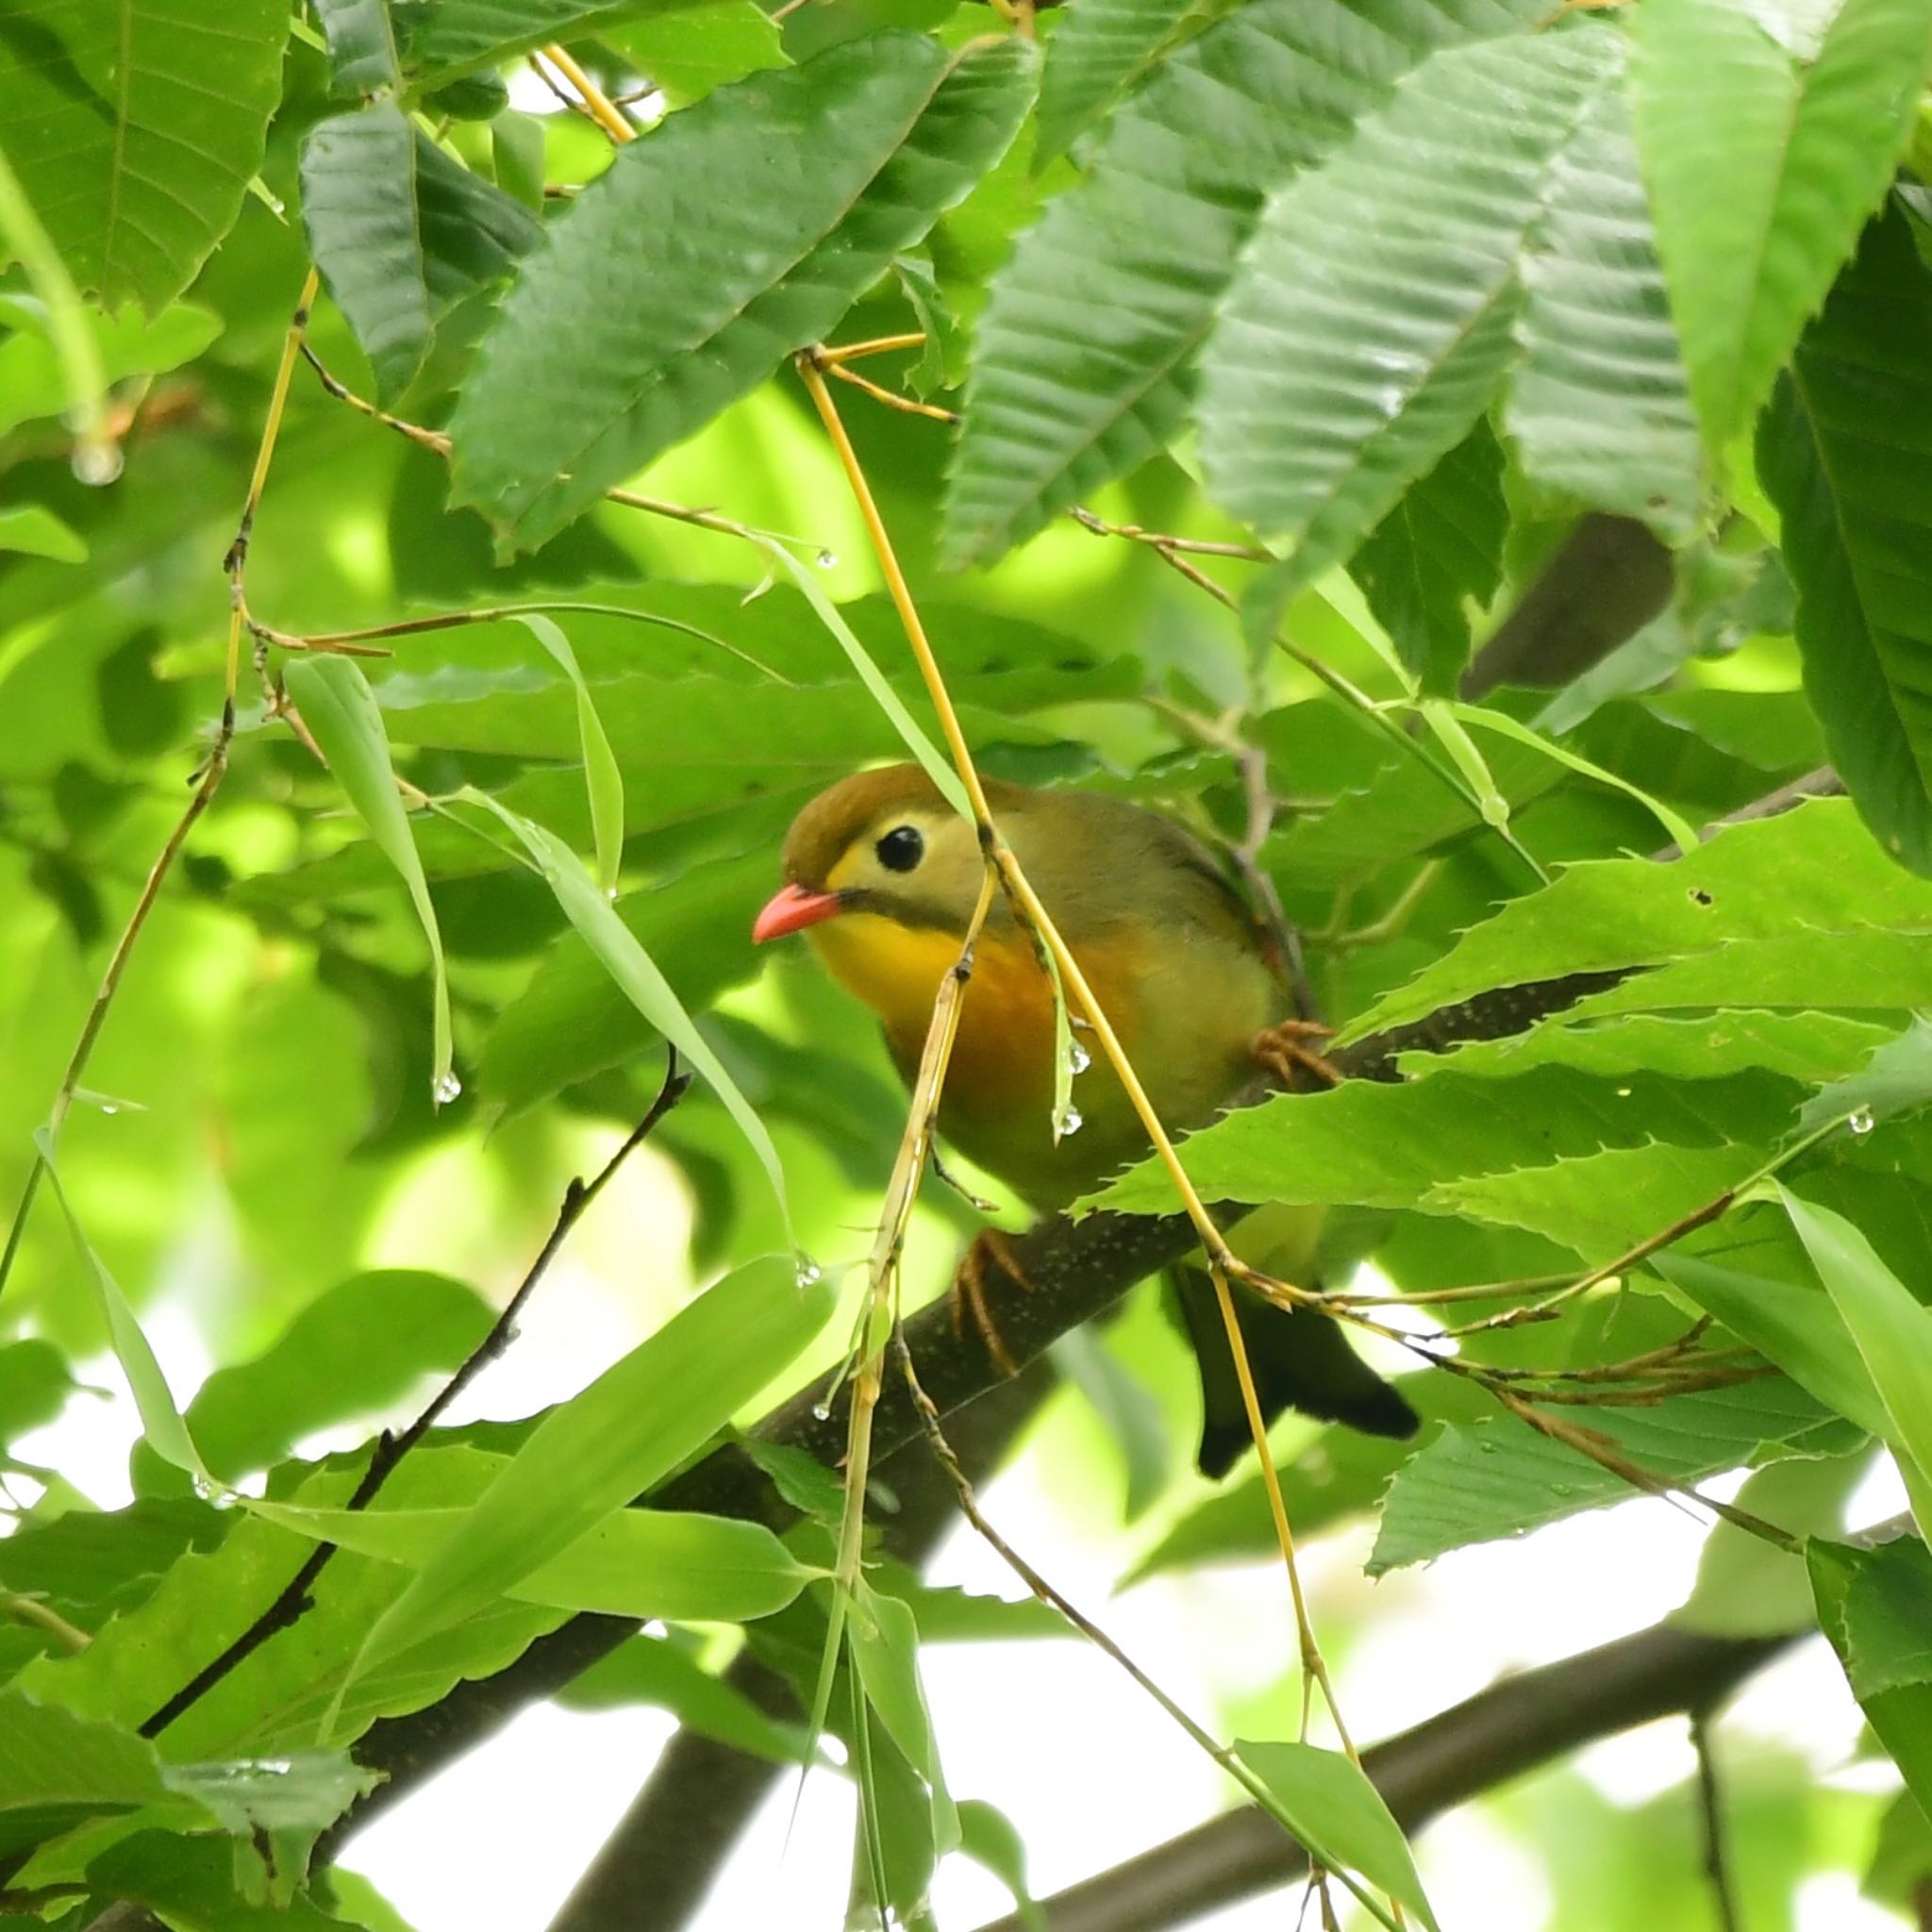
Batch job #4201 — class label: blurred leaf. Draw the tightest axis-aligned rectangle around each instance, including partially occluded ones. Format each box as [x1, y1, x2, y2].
[1507, 70, 1702, 539]
[956, 1798, 1045, 1932]
[1049, 1327, 1170, 1519]
[1237, 1739, 1438, 1930]
[944, 0, 1547, 565]
[300, 104, 541, 401]
[402, 0, 692, 84]
[34, 1128, 205, 1482]
[338, 1257, 829, 1697]
[1759, 207, 1932, 877]
[1340, 800, 1932, 1042]
[0, 1338, 74, 1447]
[1201, 28, 1611, 608]
[558, 1633, 805, 1759]
[183, 1270, 494, 1484]
[0, 297, 222, 437]
[1352, 416, 1507, 694]
[0, 504, 85, 563]
[1865, 1790, 1932, 1914]
[1672, 1453, 1864, 1638]
[1780, 1185, 1932, 1530]
[449, 33, 1037, 548]
[1630, 0, 1932, 452]
[1371, 1376, 1858, 1574]
[284, 656, 455, 1108]
[0, 0, 288, 310]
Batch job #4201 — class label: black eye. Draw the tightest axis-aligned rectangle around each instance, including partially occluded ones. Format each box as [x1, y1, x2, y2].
[874, 824, 924, 873]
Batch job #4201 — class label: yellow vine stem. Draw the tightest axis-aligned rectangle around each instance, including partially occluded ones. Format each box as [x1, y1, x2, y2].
[0, 269, 320, 1306]
[536, 44, 637, 143]
[793, 347, 1385, 1824]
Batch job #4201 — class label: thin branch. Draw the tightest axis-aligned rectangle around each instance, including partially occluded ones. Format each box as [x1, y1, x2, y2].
[0, 269, 319, 1306]
[139, 1054, 690, 1739]
[973, 1620, 1803, 1932]
[1690, 1710, 1742, 1932]
[535, 44, 637, 143]
[825, 358, 958, 422]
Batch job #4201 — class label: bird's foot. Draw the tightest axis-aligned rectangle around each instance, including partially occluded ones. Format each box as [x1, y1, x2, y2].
[1252, 1017, 1341, 1091]
[950, 1226, 1034, 1376]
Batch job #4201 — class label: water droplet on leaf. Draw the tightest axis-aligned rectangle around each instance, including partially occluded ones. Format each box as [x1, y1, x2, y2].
[815, 549, 839, 570]
[811, 1400, 833, 1423]
[1849, 1105, 1875, 1135]
[795, 1256, 823, 1289]
[1067, 1042, 1091, 1076]
[71, 439, 123, 486]
[433, 1071, 463, 1106]
[1057, 1107, 1083, 1140]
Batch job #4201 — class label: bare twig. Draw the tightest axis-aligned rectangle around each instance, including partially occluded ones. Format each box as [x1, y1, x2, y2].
[140, 1054, 690, 1739]
[1690, 1710, 1743, 1932]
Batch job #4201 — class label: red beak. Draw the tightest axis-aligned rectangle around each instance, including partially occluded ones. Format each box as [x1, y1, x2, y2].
[753, 882, 845, 943]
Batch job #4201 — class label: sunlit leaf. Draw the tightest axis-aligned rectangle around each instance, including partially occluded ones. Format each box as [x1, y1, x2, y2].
[284, 656, 456, 1106]
[509, 614, 625, 896]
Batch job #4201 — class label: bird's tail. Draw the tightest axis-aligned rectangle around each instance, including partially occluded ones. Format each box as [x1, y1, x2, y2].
[1170, 1265, 1420, 1480]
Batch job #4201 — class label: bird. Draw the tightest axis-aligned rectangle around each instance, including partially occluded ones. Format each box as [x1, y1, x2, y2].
[752, 762, 1418, 1477]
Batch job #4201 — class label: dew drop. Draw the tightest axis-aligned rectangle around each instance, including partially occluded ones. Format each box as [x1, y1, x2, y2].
[433, 1070, 463, 1106]
[794, 1255, 823, 1289]
[71, 439, 123, 486]
[815, 548, 839, 570]
[1067, 1041, 1091, 1076]
[811, 1400, 834, 1423]
[1057, 1107, 1084, 1139]
[1849, 1105, 1875, 1135]
[99, 1103, 119, 1117]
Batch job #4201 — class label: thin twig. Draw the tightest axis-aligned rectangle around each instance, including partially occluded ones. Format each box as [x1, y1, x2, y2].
[0, 269, 320, 1306]
[0, 1589, 90, 1654]
[1690, 1711, 1742, 1932]
[534, 45, 636, 142]
[139, 1054, 690, 1738]
[824, 358, 958, 423]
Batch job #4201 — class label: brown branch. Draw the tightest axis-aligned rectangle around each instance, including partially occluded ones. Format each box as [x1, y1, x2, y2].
[322, 768, 1831, 1849]
[139, 1053, 690, 1740]
[974, 1620, 1802, 1932]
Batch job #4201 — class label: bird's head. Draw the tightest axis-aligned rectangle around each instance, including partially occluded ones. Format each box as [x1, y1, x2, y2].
[752, 764, 987, 945]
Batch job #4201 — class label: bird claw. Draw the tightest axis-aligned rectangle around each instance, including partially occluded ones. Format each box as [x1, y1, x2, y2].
[1252, 1017, 1341, 1091]
[951, 1227, 1034, 1375]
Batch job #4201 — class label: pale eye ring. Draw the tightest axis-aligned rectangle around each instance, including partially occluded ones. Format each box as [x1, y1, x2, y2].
[874, 824, 924, 873]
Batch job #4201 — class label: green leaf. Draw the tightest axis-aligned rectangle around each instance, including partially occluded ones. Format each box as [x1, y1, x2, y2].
[0, 0, 289, 312]
[339, 1257, 829, 1698]
[600, 3, 790, 108]
[1371, 1375, 1857, 1573]
[558, 1634, 805, 1759]
[1507, 68, 1702, 539]
[0, 295, 222, 439]
[1088, 1066, 1795, 1216]
[33, 1128, 206, 1484]
[312, 0, 402, 93]
[449, 33, 1036, 550]
[0, 1338, 74, 1447]
[1811, 1535, 1932, 1814]
[402, 0, 684, 86]
[459, 791, 800, 1244]
[0, 504, 86, 563]
[85, 1828, 356, 1928]
[284, 655, 456, 1107]
[1351, 416, 1507, 693]
[301, 104, 542, 402]
[943, 0, 1547, 565]
[0, 1690, 183, 1847]
[1799, 1015, 1932, 1135]
[1237, 1740, 1439, 1930]
[1340, 799, 1932, 1043]
[1033, 0, 1206, 164]
[850, 1584, 958, 1857]
[1654, 1252, 1892, 1443]
[1199, 28, 1612, 603]
[249, 1497, 815, 1624]
[1780, 1185, 1932, 1530]
[509, 615, 625, 896]
[183, 1271, 494, 1483]
[1758, 207, 1932, 877]
[1630, 0, 1932, 453]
